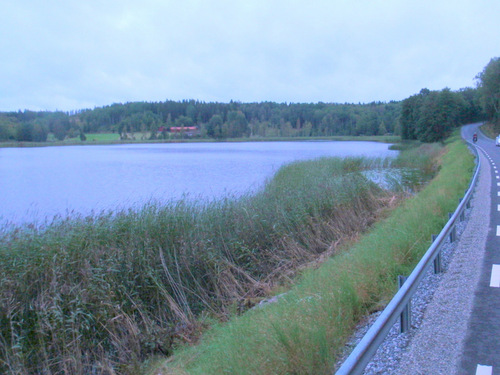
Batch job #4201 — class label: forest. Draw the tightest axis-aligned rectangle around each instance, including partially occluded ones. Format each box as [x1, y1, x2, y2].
[0, 100, 403, 142]
[0, 57, 498, 144]
[400, 57, 499, 142]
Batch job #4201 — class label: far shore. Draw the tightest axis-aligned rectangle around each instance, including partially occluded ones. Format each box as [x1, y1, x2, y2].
[0, 134, 401, 148]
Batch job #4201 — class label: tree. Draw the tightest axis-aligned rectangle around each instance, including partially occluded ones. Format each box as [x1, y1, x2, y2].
[301, 121, 313, 137]
[206, 114, 223, 138]
[32, 121, 48, 142]
[458, 87, 483, 124]
[378, 121, 387, 135]
[16, 122, 34, 141]
[226, 110, 249, 138]
[400, 87, 465, 142]
[400, 89, 427, 140]
[174, 115, 194, 128]
[476, 57, 500, 128]
[0, 116, 17, 141]
[48, 112, 70, 141]
[415, 89, 464, 142]
[280, 121, 293, 137]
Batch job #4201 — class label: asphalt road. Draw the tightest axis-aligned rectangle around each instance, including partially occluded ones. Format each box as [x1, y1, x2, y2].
[459, 124, 500, 375]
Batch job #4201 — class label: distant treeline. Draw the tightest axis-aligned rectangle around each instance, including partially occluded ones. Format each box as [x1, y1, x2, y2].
[1, 57, 498, 143]
[0, 101, 403, 142]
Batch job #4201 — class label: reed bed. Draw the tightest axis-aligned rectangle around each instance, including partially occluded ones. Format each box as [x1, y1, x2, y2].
[155, 135, 473, 374]
[0, 145, 444, 374]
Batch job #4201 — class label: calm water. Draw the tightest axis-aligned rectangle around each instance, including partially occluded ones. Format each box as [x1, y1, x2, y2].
[0, 141, 397, 225]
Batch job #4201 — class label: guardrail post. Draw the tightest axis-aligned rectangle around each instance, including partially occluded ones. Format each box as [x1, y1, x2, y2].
[448, 213, 456, 242]
[465, 188, 473, 209]
[432, 234, 442, 273]
[459, 198, 465, 221]
[398, 275, 411, 333]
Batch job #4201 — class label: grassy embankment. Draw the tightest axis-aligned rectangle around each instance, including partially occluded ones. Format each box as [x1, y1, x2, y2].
[0, 134, 470, 374]
[479, 122, 498, 139]
[151, 134, 474, 374]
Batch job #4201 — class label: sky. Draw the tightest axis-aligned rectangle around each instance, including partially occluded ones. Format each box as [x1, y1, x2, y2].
[1, 0, 499, 112]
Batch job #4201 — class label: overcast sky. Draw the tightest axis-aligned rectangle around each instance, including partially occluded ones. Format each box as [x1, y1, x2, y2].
[1, 0, 499, 112]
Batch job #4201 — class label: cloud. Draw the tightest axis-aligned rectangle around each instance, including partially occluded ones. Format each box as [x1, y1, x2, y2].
[1, 0, 499, 111]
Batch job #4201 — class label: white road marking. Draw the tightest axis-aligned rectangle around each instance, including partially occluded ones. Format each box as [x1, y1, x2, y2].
[497, 204, 500, 211]
[497, 225, 500, 236]
[497, 176, 499, 179]
[497, 183, 500, 186]
[476, 364, 492, 375]
[490, 265, 500, 287]
[497, 192, 500, 196]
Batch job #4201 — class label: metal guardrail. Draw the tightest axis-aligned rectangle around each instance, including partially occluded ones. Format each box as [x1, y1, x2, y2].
[335, 143, 481, 375]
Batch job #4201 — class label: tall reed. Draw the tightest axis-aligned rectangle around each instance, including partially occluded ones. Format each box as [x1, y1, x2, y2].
[156, 136, 472, 374]
[0, 150, 434, 374]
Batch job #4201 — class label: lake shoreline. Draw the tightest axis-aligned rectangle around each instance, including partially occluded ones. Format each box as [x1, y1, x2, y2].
[0, 134, 400, 148]
[1, 140, 398, 226]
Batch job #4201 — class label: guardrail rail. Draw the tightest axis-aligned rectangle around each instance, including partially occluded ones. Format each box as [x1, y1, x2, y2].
[335, 143, 480, 375]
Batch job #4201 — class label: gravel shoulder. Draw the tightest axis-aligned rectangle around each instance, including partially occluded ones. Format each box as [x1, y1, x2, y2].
[394, 148, 490, 374]
[337, 147, 490, 374]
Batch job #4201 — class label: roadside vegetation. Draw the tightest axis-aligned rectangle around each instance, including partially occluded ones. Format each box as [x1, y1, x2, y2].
[0, 132, 471, 374]
[479, 122, 498, 139]
[151, 134, 473, 374]
[151, 137, 474, 374]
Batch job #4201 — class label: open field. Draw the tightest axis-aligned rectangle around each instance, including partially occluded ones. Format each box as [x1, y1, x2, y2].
[84, 133, 121, 142]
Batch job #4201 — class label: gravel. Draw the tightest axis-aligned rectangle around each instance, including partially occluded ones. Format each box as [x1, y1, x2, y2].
[336, 149, 490, 375]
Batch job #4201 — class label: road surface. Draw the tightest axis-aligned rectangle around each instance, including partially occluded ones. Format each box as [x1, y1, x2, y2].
[459, 124, 500, 375]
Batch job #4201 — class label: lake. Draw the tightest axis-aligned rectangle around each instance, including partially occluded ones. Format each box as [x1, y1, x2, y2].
[0, 141, 397, 225]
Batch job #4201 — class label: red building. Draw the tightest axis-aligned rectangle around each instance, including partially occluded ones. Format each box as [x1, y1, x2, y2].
[158, 126, 200, 137]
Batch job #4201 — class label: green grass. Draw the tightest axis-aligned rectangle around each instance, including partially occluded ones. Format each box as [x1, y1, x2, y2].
[152, 134, 473, 374]
[480, 122, 498, 139]
[83, 132, 121, 141]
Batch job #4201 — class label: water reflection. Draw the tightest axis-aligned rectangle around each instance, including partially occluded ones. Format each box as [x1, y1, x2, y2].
[364, 168, 429, 192]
